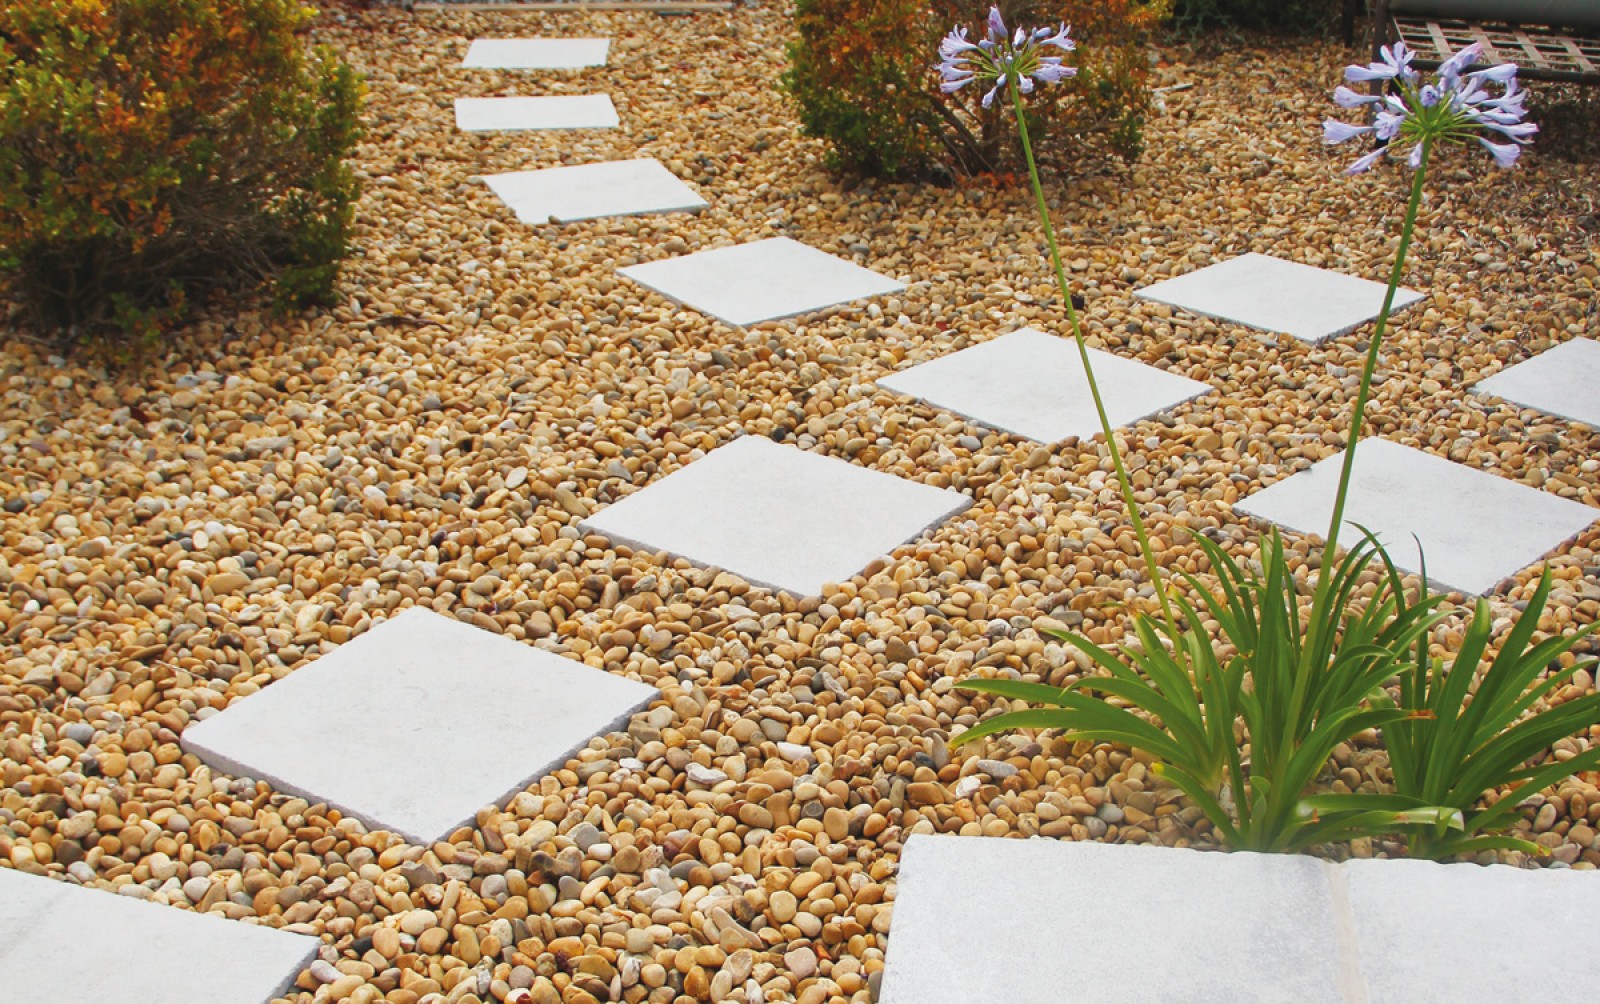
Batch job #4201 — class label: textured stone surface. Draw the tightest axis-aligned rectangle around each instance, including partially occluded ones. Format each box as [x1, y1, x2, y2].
[876, 326, 1213, 442]
[618, 236, 904, 326]
[0, 867, 318, 1004]
[454, 95, 618, 132]
[1472, 337, 1600, 428]
[1135, 253, 1424, 343]
[482, 158, 706, 224]
[882, 836, 1600, 1004]
[461, 38, 609, 69]
[1343, 857, 1600, 1004]
[581, 436, 970, 596]
[1235, 438, 1600, 594]
[182, 608, 658, 844]
[881, 836, 1350, 1004]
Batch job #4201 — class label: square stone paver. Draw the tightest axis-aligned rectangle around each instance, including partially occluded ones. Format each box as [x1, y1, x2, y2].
[1135, 252, 1425, 343]
[617, 237, 905, 326]
[879, 835, 1600, 1004]
[876, 326, 1213, 442]
[462, 38, 610, 69]
[482, 158, 707, 224]
[880, 836, 1349, 1004]
[1472, 337, 1600, 428]
[0, 867, 318, 1004]
[455, 95, 618, 132]
[579, 436, 970, 596]
[1235, 438, 1599, 594]
[1343, 858, 1599, 1004]
[182, 608, 658, 844]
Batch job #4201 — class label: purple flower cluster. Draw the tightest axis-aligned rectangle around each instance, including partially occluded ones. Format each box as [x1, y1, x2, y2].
[938, 6, 1076, 109]
[1323, 41, 1535, 173]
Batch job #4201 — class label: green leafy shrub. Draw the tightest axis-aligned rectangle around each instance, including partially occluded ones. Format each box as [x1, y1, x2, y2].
[783, 0, 1170, 178]
[0, 0, 364, 348]
[1169, 0, 1338, 34]
[1383, 569, 1600, 859]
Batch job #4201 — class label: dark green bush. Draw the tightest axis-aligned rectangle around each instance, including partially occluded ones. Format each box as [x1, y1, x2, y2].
[783, 0, 1170, 179]
[1169, 0, 1340, 34]
[0, 0, 364, 349]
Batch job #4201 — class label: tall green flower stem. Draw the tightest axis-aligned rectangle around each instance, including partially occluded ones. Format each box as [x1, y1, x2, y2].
[1005, 73, 1180, 635]
[1318, 139, 1432, 566]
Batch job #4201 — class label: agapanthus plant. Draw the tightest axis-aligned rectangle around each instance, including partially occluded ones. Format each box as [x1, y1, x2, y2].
[938, 8, 1444, 851]
[936, 8, 1174, 631]
[1318, 41, 1533, 576]
[1320, 44, 1600, 861]
[948, 31, 1585, 857]
[939, 7, 1077, 109]
[1324, 41, 1535, 174]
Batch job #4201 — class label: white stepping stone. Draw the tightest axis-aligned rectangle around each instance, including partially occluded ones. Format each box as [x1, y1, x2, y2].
[618, 236, 904, 326]
[1343, 857, 1599, 1003]
[182, 608, 657, 844]
[882, 836, 1349, 1004]
[0, 867, 318, 1003]
[580, 436, 969, 596]
[1235, 438, 1599, 594]
[1135, 252, 1425, 343]
[462, 38, 610, 70]
[881, 835, 1600, 1004]
[483, 158, 706, 224]
[1472, 337, 1600, 428]
[455, 95, 618, 132]
[876, 326, 1212, 443]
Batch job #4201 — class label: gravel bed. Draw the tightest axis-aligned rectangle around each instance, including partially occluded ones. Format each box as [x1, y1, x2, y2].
[2, 5, 1599, 1004]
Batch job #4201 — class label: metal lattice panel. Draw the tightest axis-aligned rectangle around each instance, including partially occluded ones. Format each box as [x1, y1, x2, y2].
[1392, 16, 1600, 83]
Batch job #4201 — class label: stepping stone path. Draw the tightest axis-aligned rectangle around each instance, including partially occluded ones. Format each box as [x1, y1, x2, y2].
[1473, 337, 1600, 428]
[14, 18, 1585, 1002]
[0, 866, 318, 1003]
[461, 37, 610, 69]
[454, 94, 619, 132]
[182, 608, 657, 845]
[877, 326, 1213, 443]
[482, 157, 706, 224]
[1136, 252, 1425, 343]
[1235, 438, 1600, 594]
[580, 436, 971, 596]
[881, 835, 1600, 1004]
[619, 236, 906, 326]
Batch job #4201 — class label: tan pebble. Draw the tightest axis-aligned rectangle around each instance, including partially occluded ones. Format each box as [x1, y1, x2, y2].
[204, 571, 250, 594]
[738, 803, 774, 829]
[783, 946, 818, 981]
[373, 927, 400, 960]
[683, 966, 709, 997]
[907, 782, 948, 806]
[417, 927, 449, 954]
[768, 890, 798, 924]
[822, 807, 849, 842]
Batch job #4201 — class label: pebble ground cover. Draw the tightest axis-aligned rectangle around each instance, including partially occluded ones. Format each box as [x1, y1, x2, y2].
[2, 4, 1600, 1004]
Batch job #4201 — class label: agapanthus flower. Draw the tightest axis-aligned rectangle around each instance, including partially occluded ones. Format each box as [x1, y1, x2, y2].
[938, 6, 1076, 110]
[1323, 41, 1535, 173]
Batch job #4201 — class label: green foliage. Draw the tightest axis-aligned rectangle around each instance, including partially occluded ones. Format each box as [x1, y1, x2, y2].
[1168, 0, 1339, 34]
[1383, 569, 1600, 858]
[782, 0, 940, 177]
[0, 0, 364, 350]
[783, 0, 1169, 178]
[954, 530, 1455, 852]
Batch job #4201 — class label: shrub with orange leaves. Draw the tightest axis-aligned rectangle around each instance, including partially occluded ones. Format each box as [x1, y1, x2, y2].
[0, 0, 363, 349]
[784, 0, 1170, 179]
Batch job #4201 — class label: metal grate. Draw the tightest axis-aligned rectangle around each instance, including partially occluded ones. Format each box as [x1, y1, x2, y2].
[1391, 16, 1600, 84]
